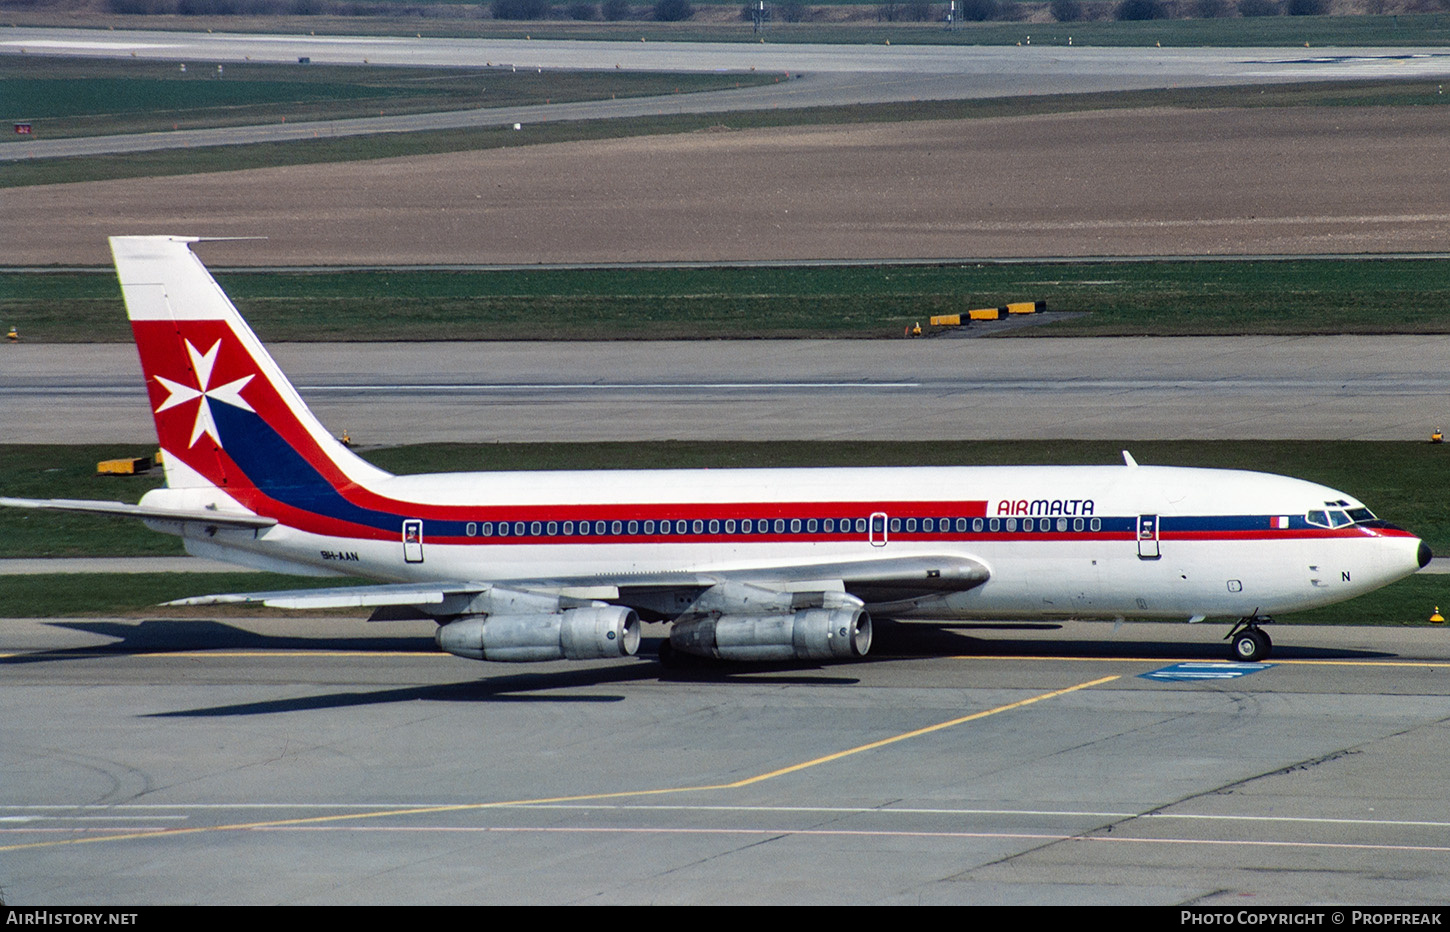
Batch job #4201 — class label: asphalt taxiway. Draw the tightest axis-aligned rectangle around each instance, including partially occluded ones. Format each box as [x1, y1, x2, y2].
[6, 335, 1449, 443]
[5, 615, 1450, 904]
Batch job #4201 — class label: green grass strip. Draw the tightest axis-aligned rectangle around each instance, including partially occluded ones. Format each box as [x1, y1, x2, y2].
[5, 257, 1448, 341]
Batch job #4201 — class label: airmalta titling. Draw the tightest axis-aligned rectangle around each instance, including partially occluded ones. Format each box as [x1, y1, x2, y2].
[996, 498, 1095, 516]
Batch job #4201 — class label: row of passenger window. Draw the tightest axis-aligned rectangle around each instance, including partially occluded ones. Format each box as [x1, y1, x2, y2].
[460, 516, 1107, 538]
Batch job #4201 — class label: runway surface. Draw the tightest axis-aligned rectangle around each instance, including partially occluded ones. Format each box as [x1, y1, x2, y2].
[5, 615, 1450, 904]
[7, 335, 1449, 443]
[5, 27, 1450, 159]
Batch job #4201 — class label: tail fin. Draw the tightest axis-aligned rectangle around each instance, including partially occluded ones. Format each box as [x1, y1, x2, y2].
[111, 236, 391, 498]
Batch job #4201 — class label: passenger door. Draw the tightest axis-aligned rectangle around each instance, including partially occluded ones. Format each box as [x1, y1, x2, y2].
[403, 519, 425, 563]
[1136, 514, 1160, 560]
[869, 511, 889, 548]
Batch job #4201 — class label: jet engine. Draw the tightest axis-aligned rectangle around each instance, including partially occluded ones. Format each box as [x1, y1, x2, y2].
[436, 606, 641, 662]
[669, 607, 872, 662]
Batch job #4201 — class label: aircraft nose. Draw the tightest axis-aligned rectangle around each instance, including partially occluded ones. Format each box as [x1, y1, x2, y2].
[1419, 541, 1433, 569]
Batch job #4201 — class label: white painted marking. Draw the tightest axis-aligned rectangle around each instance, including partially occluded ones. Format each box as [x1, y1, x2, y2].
[25, 816, 189, 821]
[0, 827, 179, 834]
[0, 40, 182, 50]
[299, 382, 921, 391]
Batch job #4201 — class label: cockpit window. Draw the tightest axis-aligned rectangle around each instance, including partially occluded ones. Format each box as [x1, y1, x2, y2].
[1308, 507, 1377, 528]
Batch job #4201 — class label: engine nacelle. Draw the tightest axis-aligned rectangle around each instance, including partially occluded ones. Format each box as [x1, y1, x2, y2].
[436, 606, 641, 662]
[670, 607, 872, 662]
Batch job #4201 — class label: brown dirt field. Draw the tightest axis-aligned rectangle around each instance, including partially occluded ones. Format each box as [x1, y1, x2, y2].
[7, 105, 1450, 266]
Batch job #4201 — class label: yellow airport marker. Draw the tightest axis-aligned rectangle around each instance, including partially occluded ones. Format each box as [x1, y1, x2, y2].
[97, 456, 152, 476]
[1432, 607, 1445, 624]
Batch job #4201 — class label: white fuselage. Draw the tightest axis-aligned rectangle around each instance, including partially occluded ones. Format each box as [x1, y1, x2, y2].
[157, 463, 1426, 622]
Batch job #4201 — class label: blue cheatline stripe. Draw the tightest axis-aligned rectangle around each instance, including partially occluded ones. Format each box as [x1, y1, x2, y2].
[214, 403, 403, 535]
[1163, 515, 1297, 532]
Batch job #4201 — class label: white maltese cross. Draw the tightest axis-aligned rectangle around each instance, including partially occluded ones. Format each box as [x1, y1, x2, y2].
[153, 339, 255, 448]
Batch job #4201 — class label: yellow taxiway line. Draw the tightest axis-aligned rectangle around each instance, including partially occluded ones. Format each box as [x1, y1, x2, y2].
[0, 673, 1118, 852]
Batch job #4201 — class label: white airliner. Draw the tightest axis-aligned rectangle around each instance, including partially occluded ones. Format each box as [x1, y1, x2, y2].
[2, 236, 1431, 664]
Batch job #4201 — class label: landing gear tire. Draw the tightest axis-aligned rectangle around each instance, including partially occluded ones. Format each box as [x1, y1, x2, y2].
[1225, 614, 1274, 662]
[1231, 628, 1270, 662]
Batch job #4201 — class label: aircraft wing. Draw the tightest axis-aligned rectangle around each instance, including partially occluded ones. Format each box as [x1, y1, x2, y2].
[703, 553, 989, 603]
[164, 581, 488, 610]
[162, 552, 991, 616]
[0, 496, 276, 529]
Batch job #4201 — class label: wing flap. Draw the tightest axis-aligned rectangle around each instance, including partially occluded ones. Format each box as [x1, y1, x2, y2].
[165, 581, 481, 609]
[736, 553, 989, 594]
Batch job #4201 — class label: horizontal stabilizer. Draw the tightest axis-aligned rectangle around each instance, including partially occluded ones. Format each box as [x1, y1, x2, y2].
[0, 496, 276, 529]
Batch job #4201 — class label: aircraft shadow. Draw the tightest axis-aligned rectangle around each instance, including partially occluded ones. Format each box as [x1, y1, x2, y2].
[870, 618, 1401, 662]
[150, 638, 866, 717]
[1, 618, 432, 666]
[146, 665, 665, 717]
[14, 617, 1404, 718]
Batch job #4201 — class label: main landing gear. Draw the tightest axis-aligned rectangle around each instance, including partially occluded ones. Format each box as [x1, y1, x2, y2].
[1225, 616, 1274, 662]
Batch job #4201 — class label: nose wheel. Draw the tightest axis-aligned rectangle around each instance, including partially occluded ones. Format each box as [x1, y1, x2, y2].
[1226, 616, 1273, 662]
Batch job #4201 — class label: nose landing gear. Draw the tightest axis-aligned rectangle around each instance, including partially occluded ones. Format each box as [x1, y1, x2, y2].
[1225, 615, 1274, 662]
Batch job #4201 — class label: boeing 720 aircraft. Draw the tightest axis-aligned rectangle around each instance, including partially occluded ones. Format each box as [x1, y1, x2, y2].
[2, 237, 1432, 665]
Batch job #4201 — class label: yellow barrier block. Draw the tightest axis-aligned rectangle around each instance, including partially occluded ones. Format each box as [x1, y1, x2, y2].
[1007, 302, 1037, 315]
[97, 456, 152, 476]
[968, 308, 1001, 321]
[930, 314, 962, 327]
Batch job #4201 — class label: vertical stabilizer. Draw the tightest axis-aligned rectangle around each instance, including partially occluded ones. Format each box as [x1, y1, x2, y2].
[110, 236, 391, 496]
